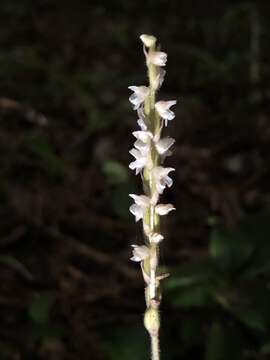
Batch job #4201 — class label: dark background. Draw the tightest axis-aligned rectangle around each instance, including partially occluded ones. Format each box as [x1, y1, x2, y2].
[1, 0, 270, 359]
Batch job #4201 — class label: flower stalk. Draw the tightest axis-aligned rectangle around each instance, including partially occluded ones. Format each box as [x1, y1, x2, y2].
[128, 34, 176, 360]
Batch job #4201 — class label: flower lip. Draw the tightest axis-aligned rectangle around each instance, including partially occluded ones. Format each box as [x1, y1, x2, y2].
[148, 51, 167, 67]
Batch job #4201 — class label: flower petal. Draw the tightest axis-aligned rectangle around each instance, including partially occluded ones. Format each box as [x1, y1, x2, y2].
[130, 244, 150, 262]
[155, 137, 175, 155]
[155, 203, 175, 215]
[137, 117, 147, 131]
[129, 204, 143, 222]
[129, 194, 150, 207]
[129, 148, 148, 174]
[153, 68, 166, 90]
[150, 233, 164, 243]
[128, 86, 149, 110]
[155, 100, 177, 126]
[148, 51, 167, 66]
[132, 131, 153, 142]
[134, 139, 150, 155]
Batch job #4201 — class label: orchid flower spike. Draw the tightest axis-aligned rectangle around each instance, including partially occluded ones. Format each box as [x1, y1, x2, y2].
[127, 34, 177, 360]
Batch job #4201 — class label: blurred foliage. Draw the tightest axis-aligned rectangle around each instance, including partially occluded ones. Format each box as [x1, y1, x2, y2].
[28, 292, 64, 343]
[22, 134, 68, 180]
[0, 0, 270, 359]
[163, 211, 270, 359]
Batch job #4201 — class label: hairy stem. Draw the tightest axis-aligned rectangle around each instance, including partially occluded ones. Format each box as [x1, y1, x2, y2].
[151, 333, 160, 360]
[143, 40, 161, 360]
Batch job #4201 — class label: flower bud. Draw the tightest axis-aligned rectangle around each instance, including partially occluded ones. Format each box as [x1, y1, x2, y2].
[140, 34, 157, 48]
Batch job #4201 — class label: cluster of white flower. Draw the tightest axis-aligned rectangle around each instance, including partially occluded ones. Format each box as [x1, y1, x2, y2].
[128, 34, 176, 274]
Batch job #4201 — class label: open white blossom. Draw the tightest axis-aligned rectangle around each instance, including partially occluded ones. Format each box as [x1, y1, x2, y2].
[129, 148, 148, 175]
[148, 51, 167, 67]
[155, 137, 175, 155]
[152, 167, 174, 194]
[155, 203, 175, 215]
[155, 100, 177, 126]
[153, 166, 175, 194]
[133, 130, 152, 157]
[128, 86, 149, 110]
[129, 194, 150, 222]
[131, 244, 150, 262]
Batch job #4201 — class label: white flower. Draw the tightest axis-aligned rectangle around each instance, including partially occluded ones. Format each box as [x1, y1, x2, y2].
[133, 130, 153, 143]
[129, 194, 150, 207]
[140, 34, 157, 48]
[149, 233, 164, 244]
[155, 137, 175, 155]
[155, 203, 175, 215]
[128, 86, 149, 110]
[137, 118, 147, 130]
[153, 68, 166, 90]
[129, 194, 150, 222]
[155, 100, 177, 126]
[129, 148, 148, 175]
[130, 245, 150, 262]
[134, 139, 150, 156]
[148, 51, 167, 66]
[133, 130, 153, 156]
[137, 107, 147, 130]
[153, 166, 175, 194]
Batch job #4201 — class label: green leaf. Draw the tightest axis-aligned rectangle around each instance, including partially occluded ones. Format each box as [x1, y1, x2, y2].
[102, 324, 148, 360]
[261, 343, 270, 354]
[165, 260, 216, 289]
[22, 135, 67, 179]
[209, 224, 254, 272]
[237, 308, 266, 332]
[0, 255, 33, 281]
[171, 285, 213, 308]
[241, 213, 270, 275]
[180, 317, 204, 346]
[228, 283, 270, 332]
[102, 160, 128, 185]
[206, 322, 243, 360]
[109, 181, 137, 219]
[28, 292, 55, 324]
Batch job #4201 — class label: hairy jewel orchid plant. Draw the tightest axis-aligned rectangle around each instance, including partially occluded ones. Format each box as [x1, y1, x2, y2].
[128, 34, 177, 360]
